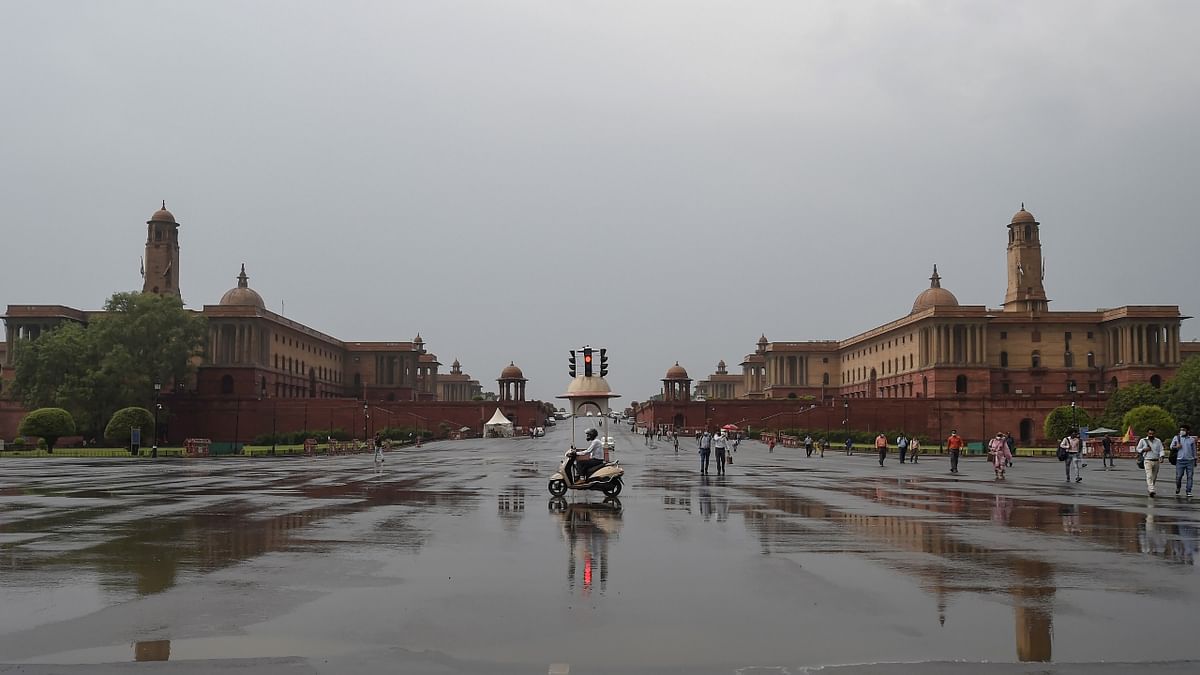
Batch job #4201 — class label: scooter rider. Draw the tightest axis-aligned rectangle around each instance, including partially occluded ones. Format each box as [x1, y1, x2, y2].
[572, 428, 606, 481]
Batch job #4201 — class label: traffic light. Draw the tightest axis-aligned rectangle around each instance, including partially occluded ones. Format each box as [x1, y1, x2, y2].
[599, 348, 608, 377]
[583, 347, 594, 377]
[568, 350, 577, 378]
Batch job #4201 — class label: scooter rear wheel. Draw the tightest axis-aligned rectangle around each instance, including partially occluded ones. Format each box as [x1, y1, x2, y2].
[548, 479, 567, 496]
[602, 478, 623, 497]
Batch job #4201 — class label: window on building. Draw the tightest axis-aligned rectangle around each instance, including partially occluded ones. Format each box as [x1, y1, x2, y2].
[1065, 331, 1072, 341]
[1087, 351, 1095, 368]
[1088, 382, 1097, 393]
[1032, 330, 1041, 342]
[1151, 375, 1162, 388]
[955, 374, 968, 393]
[1024, 224, 1032, 239]
[1087, 331, 1094, 339]
[822, 373, 829, 385]
[1000, 331, 1007, 340]
[1034, 385, 1042, 394]
[220, 375, 234, 395]
[1000, 351, 1009, 367]
[1001, 382, 1010, 394]
[1031, 351, 1041, 368]
[1064, 351, 1074, 368]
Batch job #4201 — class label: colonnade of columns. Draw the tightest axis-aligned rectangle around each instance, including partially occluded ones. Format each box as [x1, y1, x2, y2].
[498, 379, 527, 401]
[209, 322, 266, 365]
[768, 355, 808, 387]
[662, 379, 691, 402]
[922, 323, 987, 366]
[743, 365, 766, 395]
[1108, 323, 1180, 366]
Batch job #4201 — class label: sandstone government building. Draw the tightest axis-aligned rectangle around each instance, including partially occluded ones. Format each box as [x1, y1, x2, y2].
[641, 206, 1197, 445]
[0, 204, 546, 443]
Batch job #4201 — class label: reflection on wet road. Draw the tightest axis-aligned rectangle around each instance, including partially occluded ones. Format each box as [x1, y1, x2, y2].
[2, 426, 1198, 673]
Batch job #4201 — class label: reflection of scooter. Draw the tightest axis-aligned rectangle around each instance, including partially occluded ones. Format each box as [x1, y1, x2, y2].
[548, 449, 624, 497]
[548, 497, 623, 596]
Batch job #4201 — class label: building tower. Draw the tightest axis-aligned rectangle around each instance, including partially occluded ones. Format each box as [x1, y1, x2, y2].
[143, 201, 181, 297]
[662, 362, 691, 402]
[1002, 205, 1048, 313]
[497, 362, 527, 401]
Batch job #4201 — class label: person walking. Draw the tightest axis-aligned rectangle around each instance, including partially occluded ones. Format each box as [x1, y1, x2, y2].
[767, 435, 776, 453]
[1170, 425, 1196, 498]
[1060, 429, 1084, 483]
[946, 430, 965, 474]
[896, 433, 909, 464]
[909, 436, 920, 463]
[714, 431, 728, 476]
[875, 432, 888, 466]
[1136, 428, 1165, 497]
[698, 430, 712, 475]
[1005, 432, 1016, 468]
[732, 433, 741, 454]
[988, 432, 1012, 479]
[673, 433, 680, 453]
[804, 435, 815, 458]
[819, 437, 828, 458]
[1102, 434, 1114, 469]
[845, 437, 854, 455]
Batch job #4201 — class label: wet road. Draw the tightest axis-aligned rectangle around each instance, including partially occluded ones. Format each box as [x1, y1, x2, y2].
[1, 426, 1198, 674]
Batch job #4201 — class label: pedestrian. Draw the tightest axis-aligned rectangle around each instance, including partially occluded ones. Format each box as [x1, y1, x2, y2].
[909, 436, 920, 463]
[373, 432, 384, 464]
[988, 432, 1012, 479]
[896, 432, 909, 464]
[714, 431, 728, 475]
[673, 433, 680, 453]
[845, 437, 854, 455]
[1005, 432, 1016, 468]
[875, 432, 888, 466]
[698, 430, 712, 475]
[732, 433, 741, 453]
[1136, 428, 1165, 497]
[1170, 425, 1196, 498]
[768, 435, 776, 453]
[1102, 434, 1114, 469]
[946, 430, 964, 474]
[805, 435, 815, 458]
[819, 437, 828, 458]
[1060, 429, 1084, 483]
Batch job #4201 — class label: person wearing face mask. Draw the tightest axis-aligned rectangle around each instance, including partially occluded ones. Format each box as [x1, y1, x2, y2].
[1170, 425, 1196, 498]
[1136, 428, 1165, 497]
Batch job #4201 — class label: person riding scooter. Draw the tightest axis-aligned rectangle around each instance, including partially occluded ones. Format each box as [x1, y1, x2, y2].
[571, 428, 605, 481]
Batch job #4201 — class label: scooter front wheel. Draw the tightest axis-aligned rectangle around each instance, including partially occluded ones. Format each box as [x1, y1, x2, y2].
[548, 479, 568, 496]
[602, 478, 623, 497]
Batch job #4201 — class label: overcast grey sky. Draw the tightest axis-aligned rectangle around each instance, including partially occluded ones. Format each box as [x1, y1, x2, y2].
[2, 1, 1198, 403]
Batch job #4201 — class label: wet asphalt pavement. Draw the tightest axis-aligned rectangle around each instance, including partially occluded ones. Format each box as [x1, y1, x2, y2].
[1, 425, 1198, 674]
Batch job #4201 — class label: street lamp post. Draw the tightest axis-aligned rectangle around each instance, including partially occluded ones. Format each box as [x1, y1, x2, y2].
[261, 381, 275, 456]
[363, 402, 369, 444]
[152, 381, 161, 458]
[1069, 381, 1079, 432]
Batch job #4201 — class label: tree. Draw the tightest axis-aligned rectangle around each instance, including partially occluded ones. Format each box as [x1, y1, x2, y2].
[1100, 382, 1166, 428]
[1123, 405, 1176, 439]
[1043, 405, 1095, 443]
[18, 408, 76, 453]
[1166, 355, 1200, 430]
[104, 407, 155, 446]
[12, 292, 206, 436]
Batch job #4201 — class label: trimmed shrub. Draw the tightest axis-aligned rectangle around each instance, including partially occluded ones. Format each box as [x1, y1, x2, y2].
[104, 407, 155, 446]
[1043, 405, 1095, 443]
[18, 408, 76, 453]
[1123, 405, 1176, 439]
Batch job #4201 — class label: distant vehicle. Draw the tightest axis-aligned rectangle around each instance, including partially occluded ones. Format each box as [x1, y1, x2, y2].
[554, 412, 570, 420]
[531, 427, 545, 437]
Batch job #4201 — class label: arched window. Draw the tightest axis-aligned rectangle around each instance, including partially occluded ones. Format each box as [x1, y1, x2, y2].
[1064, 351, 1074, 368]
[1109, 376, 1119, 391]
[220, 375, 234, 395]
[955, 374, 968, 394]
[1087, 351, 1095, 368]
[1150, 375, 1162, 388]
[822, 372, 830, 386]
[1031, 351, 1041, 368]
[1000, 351, 1009, 368]
[1024, 224, 1032, 239]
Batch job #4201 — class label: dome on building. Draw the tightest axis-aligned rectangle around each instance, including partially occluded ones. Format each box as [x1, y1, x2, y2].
[413, 333, 424, 345]
[665, 362, 689, 380]
[219, 264, 265, 308]
[452, 358, 461, 368]
[1011, 204, 1036, 224]
[911, 264, 959, 313]
[148, 200, 176, 224]
[499, 362, 525, 380]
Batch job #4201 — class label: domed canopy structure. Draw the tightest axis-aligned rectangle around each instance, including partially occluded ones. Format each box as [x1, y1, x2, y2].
[499, 362, 525, 380]
[912, 265, 959, 313]
[1011, 204, 1036, 224]
[664, 362, 690, 380]
[148, 200, 177, 225]
[716, 359, 728, 374]
[219, 264, 265, 308]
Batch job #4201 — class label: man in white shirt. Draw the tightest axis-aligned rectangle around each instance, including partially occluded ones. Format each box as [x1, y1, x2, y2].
[572, 428, 605, 480]
[1136, 428, 1165, 497]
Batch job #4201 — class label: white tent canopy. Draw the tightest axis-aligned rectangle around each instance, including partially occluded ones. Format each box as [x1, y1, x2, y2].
[484, 408, 514, 438]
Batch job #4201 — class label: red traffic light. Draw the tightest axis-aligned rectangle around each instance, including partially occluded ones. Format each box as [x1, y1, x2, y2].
[584, 354, 592, 363]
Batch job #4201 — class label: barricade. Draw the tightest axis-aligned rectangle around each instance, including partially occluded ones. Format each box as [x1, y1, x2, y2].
[303, 438, 318, 456]
[184, 438, 211, 458]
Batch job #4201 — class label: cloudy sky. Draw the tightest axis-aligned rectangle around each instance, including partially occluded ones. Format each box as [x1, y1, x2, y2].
[3, 1, 1198, 402]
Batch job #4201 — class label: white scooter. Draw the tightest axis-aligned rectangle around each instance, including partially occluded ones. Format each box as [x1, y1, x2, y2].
[548, 449, 624, 497]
